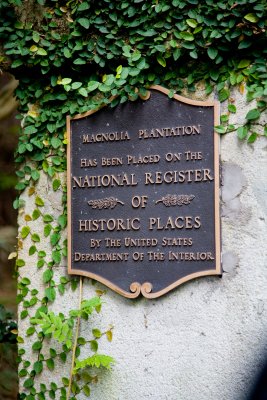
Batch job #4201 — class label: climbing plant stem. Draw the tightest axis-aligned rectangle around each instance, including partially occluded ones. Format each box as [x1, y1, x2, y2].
[67, 277, 83, 400]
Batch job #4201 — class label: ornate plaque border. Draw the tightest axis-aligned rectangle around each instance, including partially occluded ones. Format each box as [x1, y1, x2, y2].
[67, 85, 221, 299]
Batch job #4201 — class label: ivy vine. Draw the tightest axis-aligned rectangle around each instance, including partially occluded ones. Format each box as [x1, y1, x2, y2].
[18, 279, 114, 399]
[0, 0, 265, 183]
[0, 0, 266, 398]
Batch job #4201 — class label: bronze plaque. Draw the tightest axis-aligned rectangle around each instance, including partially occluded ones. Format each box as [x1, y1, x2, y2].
[67, 86, 221, 298]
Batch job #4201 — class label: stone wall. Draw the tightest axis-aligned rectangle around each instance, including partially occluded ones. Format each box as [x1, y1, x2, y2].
[18, 89, 267, 400]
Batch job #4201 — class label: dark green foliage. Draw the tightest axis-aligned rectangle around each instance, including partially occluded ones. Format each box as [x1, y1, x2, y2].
[0, 0, 266, 179]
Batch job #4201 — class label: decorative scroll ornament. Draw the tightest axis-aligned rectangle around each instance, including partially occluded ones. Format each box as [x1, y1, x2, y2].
[88, 197, 124, 210]
[130, 282, 153, 297]
[155, 194, 195, 207]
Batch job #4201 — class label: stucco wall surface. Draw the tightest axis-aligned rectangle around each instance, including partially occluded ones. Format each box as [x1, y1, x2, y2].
[18, 90, 267, 400]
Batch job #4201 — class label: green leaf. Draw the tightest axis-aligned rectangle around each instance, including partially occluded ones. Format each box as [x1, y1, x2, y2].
[73, 58, 86, 65]
[51, 382, 57, 392]
[32, 31, 40, 43]
[35, 196, 44, 206]
[237, 126, 248, 140]
[218, 88, 230, 102]
[58, 214, 67, 228]
[32, 208, 41, 221]
[156, 55, 166, 67]
[154, 45, 166, 52]
[237, 59, 251, 69]
[37, 259, 45, 268]
[228, 104, 236, 113]
[92, 328, 102, 338]
[21, 310, 28, 319]
[19, 368, 27, 377]
[29, 245, 37, 255]
[244, 13, 259, 23]
[33, 360, 43, 374]
[24, 378, 34, 388]
[48, 390, 55, 399]
[47, 123, 55, 133]
[45, 287, 56, 302]
[58, 284, 65, 295]
[43, 214, 53, 222]
[137, 29, 157, 37]
[75, 346, 80, 358]
[209, 70, 219, 82]
[51, 137, 61, 149]
[98, 83, 110, 93]
[46, 358, 55, 371]
[90, 340, 98, 352]
[43, 269, 53, 283]
[50, 233, 60, 246]
[136, 58, 146, 70]
[24, 125, 37, 135]
[62, 377, 69, 386]
[16, 258, 25, 267]
[77, 337, 86, 345]
[74, 354, 115, 373]
[247, 132, 257, 143]
[21, 277, 31, 285]
[78, 88, 88, 97]
[71, 82, 82, 90]
[238, 40, 252, 50]
[26, 326, 35, 336]
[173, 48, 181, 61]
[83, 385, 91, 396]
[87, 81, 99, 92]
[63, 47, 71, 58]
[71, 381, 80, 394]
[61, 78, 72, 85]
[21, 226, 30, 239]
[215, 125, 227, 135]
[52, 179, 61, 191]
[132, 51, 141, 62]
[44, 224, 52, 237]
[106, 330, 113, 342]
[246, 108, 260, 120]
[78, 2, 89, 11]
[48, 349, 56, 359]
[77, 18, 90, 29]
[15, 182, 26, 191]
[32, 341, 42, 351]
[81, 297, 102, 315]
[180, 32, 194, 41]
[207, 48, 218, 60]
[30, 45, 38, 52]
[189, 50, 198, 59]
[186, 19, 197, 28]
[60, 352, 67, 363]
[37, 48, 48, 56]
[17, 336, 24, 343]
[52, 250, 61, 264]
[32, 233, 40, 242]
[12, 59, 23, 68]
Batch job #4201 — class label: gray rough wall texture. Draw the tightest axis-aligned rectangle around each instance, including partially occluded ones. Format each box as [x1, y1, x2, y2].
[18, 90, 267, 400]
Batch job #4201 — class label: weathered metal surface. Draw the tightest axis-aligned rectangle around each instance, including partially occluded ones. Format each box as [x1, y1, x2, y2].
[67, 86, 221, 298]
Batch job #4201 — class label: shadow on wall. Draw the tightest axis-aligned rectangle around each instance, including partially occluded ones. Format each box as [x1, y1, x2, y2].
[247, 361, 267, 400]
[0, 72, 19, 400]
